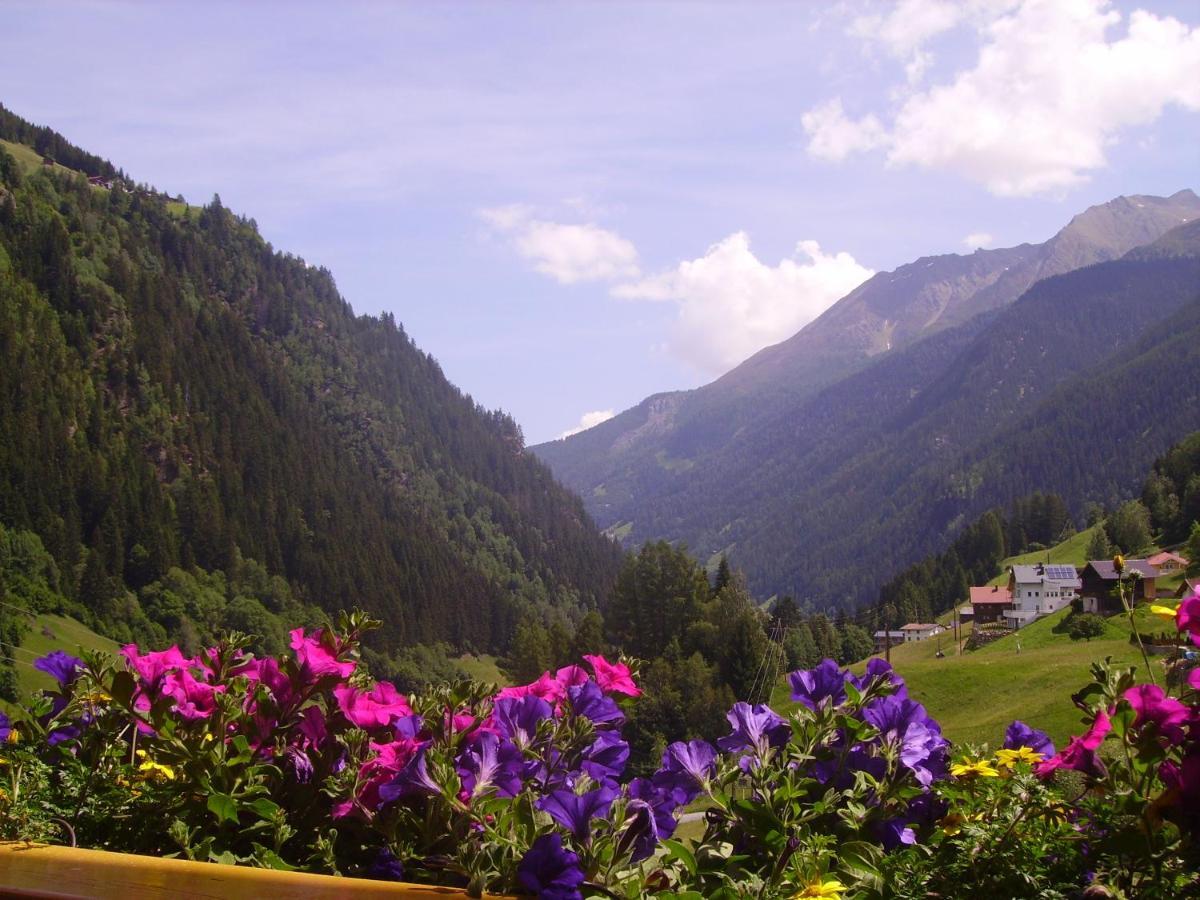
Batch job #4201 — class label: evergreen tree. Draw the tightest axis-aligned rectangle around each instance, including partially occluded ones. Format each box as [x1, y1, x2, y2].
[1085, 526, 1113, 563]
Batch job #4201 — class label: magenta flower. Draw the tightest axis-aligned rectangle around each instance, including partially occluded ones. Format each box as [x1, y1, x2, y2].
[1036, 708, 1112, 779]
[497, 671, 568, 706]
[121, 644, 189, 692]
[1177, 589, 1200, 646]
[1123, 684, 1189, 745]
[1159, 752, 1200, 837]
[161, 668, 223, 720]
[289, 628, 356, 681]
[583, 654, 641, 697]
[555, 664, 589, 689]
[334, 681, 413, 730]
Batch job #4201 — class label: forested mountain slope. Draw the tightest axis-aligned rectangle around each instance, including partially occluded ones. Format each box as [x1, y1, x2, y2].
[534, 191, 1200, 522]
[542, 218, 1200, 609]
[0, 105, 621, 666]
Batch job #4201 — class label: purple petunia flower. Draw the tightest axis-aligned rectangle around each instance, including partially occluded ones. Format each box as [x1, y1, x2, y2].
[653, 739, 717, 804]
[517, 834, 584, 900]
[536, 783, 616, 842]
[378, 748, 442, 804]
[458, 732, 525, 799]
[367, 847, 405, 882]
[862, 695, 947, 787]
[789, 659, 848, 710]
[877, 817, 918, 850]
[1003, 720, 1055, 757]
[567, 681, 624, 727]
[34, 650, 83, 687]
[0, 712, 10, 742]
[623, 778, 679, 861]
[493, 695, 553, 746]
[849, 657, 908, 696]
[285, 747, 314, 784]
[717, 702, 791, 765]
[580, 729, 629, 781]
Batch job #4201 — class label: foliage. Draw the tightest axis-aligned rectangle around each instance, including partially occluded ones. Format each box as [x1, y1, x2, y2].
[0, 111, 622, 667]
[3, 593, 1200, 897]
[1066, 612, 1107, 642]
[1106, 499, 1154, 555]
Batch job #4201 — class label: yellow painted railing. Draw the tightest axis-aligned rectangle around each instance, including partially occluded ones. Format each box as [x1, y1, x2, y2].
[0, 842, 510, 899]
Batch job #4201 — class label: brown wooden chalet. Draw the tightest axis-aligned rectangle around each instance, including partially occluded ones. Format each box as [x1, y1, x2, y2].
[1176, 578, 1199, 600]
[1078, 559, 1159, 614]
[969, 585, 1013, 623]
[1148, 551, 1189, 575]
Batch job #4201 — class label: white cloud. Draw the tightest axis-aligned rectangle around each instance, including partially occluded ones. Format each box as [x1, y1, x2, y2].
[614, 233, 873, 375]
[559, 409, 615, 439]
[963, 231, 995, 249]
[808, 0, 1200, 196]
[480, 205, 640, 284]
[800, 99, 887, 161]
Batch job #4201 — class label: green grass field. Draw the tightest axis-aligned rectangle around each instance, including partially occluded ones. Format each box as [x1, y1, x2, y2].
[771, 604, 1169, 750]
[986, 525, 1104, 586]
[2, 612, 120, 715]
[456, 653, 507, 686]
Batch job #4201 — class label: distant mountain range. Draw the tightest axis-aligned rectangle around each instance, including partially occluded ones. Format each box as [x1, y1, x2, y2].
[533, 191, 1200, 609]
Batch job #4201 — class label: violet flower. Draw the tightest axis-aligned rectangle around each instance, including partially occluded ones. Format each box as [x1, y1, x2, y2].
[653, 739, 717, 803]
[0, 712, 10, 742]
[717, 702, 791, 766]
[624, 778, 679, 860]
[493, 695, 553, 746]
[1003, 720, 1055, 757]
[458, 732, 525, 799]
[861, 695, 947, 787]
[567, 681, 624, 727]
[536, 783, 616, 842]
[33, 650, 82, 687]
[367, 847, 405, 882]
[379, 747, 442, 804]
[517, 834, 584, 900]
[580, 729, 629, 781]
[789, 659, 848, 710]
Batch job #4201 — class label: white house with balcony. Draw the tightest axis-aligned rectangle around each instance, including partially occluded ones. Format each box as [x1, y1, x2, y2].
[1004, 563, 1081, 629]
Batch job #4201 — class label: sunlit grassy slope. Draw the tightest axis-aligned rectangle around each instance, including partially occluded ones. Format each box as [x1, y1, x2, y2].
[1, 613, 120, 714]
[771, 605, 1165, 750]
[986, 525, 1104, 586]
[457, 653, 507, 686]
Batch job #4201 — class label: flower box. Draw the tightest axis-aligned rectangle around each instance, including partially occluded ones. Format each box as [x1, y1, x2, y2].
[0, 842, 508, 899]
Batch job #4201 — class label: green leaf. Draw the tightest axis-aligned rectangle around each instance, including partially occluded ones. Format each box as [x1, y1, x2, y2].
[252, 844, 298, 871]
[663, 839, 698, 876]
[207, 792, 240, 825]
[838, 839, 884, 890]
[246, 797, 282, 820]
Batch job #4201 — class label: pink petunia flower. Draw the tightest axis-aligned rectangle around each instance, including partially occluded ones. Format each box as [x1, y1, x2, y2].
[1177, 589, 1200, 647]
[334, 682, 413, 730]
[583, 654, 642, 697]
[121, 645, 190, 692]
[1035, 708, 1112, 779]
[290, 628, 356, 681]
[1123, 684, 1189, 745]
[161, 668, 223, 720]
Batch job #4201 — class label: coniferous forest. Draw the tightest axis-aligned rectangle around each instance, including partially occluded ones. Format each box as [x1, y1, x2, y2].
[0, 104, 622, 692]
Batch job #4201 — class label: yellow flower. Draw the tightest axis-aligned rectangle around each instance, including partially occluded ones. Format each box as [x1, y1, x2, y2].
[6, 729, 20, 745]
[81, 688, 111, 704]
[995, 747, 1044, 768]
[0, 788, 7, 803]
[1150, 604, 1178, 621]
[136, 756, 176, 782]
[1113, 554, 1125, 574]
[795, 878, 846, 898]
[950, 758, 1000, 779]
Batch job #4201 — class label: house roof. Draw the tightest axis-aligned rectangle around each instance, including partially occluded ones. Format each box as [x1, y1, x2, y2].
[1011, 563, 1081, 587]
[901, 623, 939, 630]
[970, 585, 1012, 604]
[873, 630, 906, 639]
[1177, 578, 1199, 597]
[1083, 559, 1160, 581]
[1148, 551, 1189, 567]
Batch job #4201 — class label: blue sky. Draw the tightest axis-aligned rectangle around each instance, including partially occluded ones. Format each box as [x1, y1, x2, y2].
[3, 1, 1198, 442]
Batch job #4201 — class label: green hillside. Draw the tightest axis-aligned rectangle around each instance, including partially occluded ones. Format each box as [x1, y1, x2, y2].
[0, 104, 623, 678]
[985, 524, 1103, 586]
[772, 605, 1163, 749]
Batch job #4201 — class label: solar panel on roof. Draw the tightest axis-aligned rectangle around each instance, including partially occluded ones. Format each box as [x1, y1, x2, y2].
[1045, 565, 1076, 580]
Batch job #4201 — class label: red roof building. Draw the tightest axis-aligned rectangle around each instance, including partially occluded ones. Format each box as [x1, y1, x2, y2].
[969, 585, 1013, 623]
